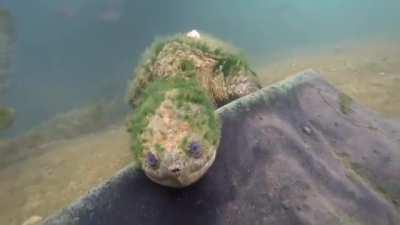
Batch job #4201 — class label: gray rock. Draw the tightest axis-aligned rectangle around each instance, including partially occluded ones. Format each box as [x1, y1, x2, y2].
[302, 126, 312, 135]
[44, 70, 400, 225]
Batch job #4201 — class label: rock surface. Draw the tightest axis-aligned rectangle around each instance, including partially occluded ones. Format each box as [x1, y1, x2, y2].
[44, 70, 400, 225]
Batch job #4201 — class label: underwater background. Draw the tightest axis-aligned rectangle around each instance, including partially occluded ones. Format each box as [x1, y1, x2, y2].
[0, 0, 400, 224]
[2, 0, 400, 137]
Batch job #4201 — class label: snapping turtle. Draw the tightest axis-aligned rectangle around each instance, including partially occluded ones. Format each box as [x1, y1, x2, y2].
[127, 31, 261, 187]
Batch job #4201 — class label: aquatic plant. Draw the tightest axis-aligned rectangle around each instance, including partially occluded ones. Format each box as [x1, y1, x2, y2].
[0, 106, 15, 130]
[339, 93, 353, 115]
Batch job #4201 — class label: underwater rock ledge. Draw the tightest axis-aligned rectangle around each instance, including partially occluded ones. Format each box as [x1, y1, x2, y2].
[44, 70, 400, 225]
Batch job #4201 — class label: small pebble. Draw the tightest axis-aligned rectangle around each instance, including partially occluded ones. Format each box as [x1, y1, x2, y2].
[302, 126, 312, 135]
[22, 216, 42, 225]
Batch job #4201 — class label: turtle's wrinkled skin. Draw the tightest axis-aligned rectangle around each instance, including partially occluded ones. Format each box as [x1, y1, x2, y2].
[127, 31, 261, 188]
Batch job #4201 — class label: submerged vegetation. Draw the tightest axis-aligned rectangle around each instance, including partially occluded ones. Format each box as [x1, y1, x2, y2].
[0, 106, 15, 130]
[339, 93, 353, 115]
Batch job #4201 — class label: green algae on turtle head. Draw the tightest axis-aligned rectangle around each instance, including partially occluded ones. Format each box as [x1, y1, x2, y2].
[128, 75, 221, 187]
[155, 143, 165, 154]
[128, 76, 221, 165]
[180, 59, 196, 73]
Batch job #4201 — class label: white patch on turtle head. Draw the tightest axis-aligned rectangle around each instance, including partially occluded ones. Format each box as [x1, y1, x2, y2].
[186, 30, 201, 39]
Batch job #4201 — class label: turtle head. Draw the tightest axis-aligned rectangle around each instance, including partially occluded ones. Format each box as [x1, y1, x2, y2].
[142, 133, 218, 188]
[130, 78, 221, 188]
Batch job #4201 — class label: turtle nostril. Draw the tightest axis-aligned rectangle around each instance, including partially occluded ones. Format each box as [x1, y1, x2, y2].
[171, 167, 181, 173]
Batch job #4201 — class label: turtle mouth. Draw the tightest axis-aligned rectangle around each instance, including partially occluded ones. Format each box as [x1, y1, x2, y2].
[144, 149, 217, 188]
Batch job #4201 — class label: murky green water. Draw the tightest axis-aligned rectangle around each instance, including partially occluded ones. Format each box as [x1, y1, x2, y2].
[1, 0, 400, 138]
[0, 1, 400, 224]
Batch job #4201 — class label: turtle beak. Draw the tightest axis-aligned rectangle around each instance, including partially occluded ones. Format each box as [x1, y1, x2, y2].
[168, 165, 182, 177]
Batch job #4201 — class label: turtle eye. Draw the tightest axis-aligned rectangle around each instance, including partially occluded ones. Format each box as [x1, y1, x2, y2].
[146, 152, 159, 169]
[188, 141, 202, 158]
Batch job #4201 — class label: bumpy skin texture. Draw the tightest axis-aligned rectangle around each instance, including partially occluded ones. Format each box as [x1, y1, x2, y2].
[128, 33, 261, 107]
[127, 33, 261, 187]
